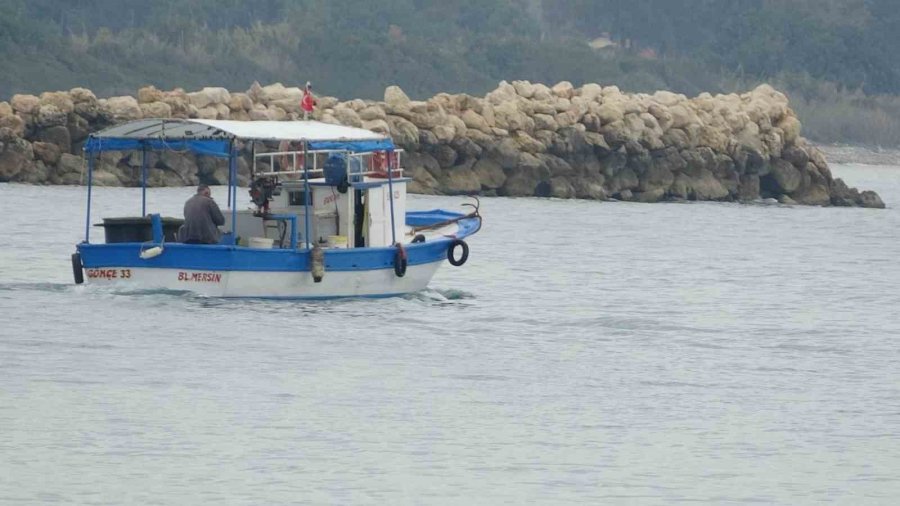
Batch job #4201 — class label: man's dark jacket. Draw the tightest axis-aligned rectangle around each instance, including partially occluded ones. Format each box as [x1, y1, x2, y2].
[179, 194, 225, 244]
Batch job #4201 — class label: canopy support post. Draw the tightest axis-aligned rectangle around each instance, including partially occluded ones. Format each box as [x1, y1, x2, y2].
[84, 150, 95, 243]
[387, 149, 397, 245]
[227, 149, 234, 211]
[140, 145, 148, 216]
[250, 141, 256, 180]
[303, 141, 311, 249]
[229, 142, 238, 245]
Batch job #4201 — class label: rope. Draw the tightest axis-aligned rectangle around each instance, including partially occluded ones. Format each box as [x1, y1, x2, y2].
[411, 196, 482, 234]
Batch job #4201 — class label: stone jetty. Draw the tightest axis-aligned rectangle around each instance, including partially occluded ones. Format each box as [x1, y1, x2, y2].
[0, 80, 884, 207]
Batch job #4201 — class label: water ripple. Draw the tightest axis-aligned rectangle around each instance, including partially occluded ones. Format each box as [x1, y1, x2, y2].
[1, 166, 899, 504]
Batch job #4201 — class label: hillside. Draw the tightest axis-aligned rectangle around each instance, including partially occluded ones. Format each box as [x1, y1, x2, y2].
[2, 0, 900, 146]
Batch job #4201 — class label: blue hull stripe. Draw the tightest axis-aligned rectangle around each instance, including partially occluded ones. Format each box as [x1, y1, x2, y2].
[78, 214, 479, 273]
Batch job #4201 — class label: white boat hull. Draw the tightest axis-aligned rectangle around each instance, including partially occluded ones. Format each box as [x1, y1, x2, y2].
[83, 261, 443, 298]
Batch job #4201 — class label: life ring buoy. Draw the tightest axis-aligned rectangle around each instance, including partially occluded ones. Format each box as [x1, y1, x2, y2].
[71, 252, 84, 284]
[447, 239, 468, 266]
[412, 234, 426, 243]
[371, 151, 387, 173]
[371, 151, 400, 178]
[278, 140, 305, 172]
[394, 243, 408, 277]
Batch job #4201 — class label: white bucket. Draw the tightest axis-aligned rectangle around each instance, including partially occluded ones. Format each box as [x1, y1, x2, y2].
[248, 237, 275, 249]
[327, 235, 348, 248]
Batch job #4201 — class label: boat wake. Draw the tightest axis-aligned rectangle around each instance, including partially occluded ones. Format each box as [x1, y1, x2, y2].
[105, 287, 196, 298]
[410, 287, 476, 303]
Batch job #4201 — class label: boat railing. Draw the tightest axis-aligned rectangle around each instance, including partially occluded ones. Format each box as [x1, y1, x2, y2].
[253, 149, 404, 179]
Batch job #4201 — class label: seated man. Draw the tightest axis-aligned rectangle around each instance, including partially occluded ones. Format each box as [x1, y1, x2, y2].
[178, 184, 225, 244]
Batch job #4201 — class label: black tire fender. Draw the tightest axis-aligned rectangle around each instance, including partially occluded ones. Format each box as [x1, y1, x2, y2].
[412, 234, 426, 243]
[394, 244, 408, 277]
[71, 252, 84, 284]
[447, 239, 469, 267]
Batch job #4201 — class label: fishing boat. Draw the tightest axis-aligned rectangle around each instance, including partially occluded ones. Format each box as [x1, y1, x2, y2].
[71, 118, 481, 298]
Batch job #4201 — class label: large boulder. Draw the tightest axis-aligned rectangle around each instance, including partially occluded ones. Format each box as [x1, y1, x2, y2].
[0, 114, 25, 137]
[471, 158, 506, 190]
[404, 151, 441, 180]
[551, 81, 575, 99]
[140, 101, 173, 119]
[637, 162, 675, 193]
[362, 119, 391, 135]
[154, 151, 200, 186]
[32, 141, 61, 165]
[160, 89, 191, 118]
[103, 96, 143, 122]
[386, 115, 419, 148]
[69, 87, 97, 104]
[266, 105, 287, 121]
[49, 152, 84, 185]
[791, 181, 831, 206]
[782, 145, 810, 168]
[499, 153, 549, 196]
[406, 163, 439, 194]
[35, 104, 67, 127]
[36, 125, 71, 153]
[228, 92, 253, 111]
[858, 191, 885, 209]
[255, 83, 301, 103]
[333, 106, 363, 127]
[763, 159, 802, 194]
[737, 174, 760, 201]
[439, 163, 481, 195]
[486, 81, 517, 106]
[10, 94, 40, 115]
[249, 106, 274, 121]
[359, 105, 386, 121]
[384, 86, 411, 111]
[512, 80, 536, 99]
[39, 92, 74, 114]
[197, 106, 218, 120]
[187, 87, 228, 109]
[67, 114, 90, 145]
[671, 169, 729, 200]
[0, 136, 35, 182]
[493, 101, 532, 132]
[607, 167, 639, 194]
[137, 86, 165, 104]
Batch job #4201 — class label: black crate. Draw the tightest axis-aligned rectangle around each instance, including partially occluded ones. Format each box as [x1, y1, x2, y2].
[98, 217, 184, 243]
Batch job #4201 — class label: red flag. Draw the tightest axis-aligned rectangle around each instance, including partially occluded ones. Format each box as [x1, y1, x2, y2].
[301, 82, 316, 114]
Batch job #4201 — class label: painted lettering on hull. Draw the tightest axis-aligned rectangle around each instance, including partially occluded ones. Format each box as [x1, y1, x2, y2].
[177, 271, 223, 283]
[86, 269, 130, 280]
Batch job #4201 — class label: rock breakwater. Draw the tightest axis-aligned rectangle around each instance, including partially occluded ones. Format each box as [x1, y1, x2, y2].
[0, 81, 884, 208]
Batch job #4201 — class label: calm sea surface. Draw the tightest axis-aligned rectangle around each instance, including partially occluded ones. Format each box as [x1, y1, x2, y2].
[1, 164, 899, 505]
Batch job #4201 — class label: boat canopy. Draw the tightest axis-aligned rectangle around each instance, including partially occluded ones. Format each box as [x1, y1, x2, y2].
[83, 118, 395, 157]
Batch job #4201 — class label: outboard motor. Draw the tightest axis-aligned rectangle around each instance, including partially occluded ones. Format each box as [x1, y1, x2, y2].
[249, 177, 277, 215]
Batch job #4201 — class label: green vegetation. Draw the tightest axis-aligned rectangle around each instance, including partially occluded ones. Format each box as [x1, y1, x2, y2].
[2, 0, 899, 146]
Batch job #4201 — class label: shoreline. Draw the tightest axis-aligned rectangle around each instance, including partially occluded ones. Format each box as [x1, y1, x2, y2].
[815, 144, 900, 167]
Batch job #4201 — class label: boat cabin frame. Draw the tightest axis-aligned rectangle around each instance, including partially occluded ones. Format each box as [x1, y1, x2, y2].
[81, 118, 407, 250]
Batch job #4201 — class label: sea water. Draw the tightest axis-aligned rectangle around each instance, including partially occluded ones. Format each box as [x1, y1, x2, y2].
[1, 165, 898, 504]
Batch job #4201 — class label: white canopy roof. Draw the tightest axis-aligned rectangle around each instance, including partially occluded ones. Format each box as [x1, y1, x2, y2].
[90, 118, 389, 142]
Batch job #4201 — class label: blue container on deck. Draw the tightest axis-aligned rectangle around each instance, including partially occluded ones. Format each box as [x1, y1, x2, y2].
[324, 153, 364, 185]
[324, 153, 347, 185]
